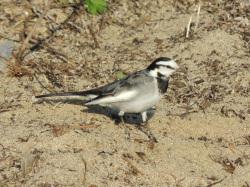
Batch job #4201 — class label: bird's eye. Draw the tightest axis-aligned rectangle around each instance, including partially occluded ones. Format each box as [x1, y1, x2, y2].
[166, 65, 174, 69]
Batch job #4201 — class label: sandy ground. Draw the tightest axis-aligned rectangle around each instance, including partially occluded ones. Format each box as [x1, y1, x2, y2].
[0, 0, 250, 186]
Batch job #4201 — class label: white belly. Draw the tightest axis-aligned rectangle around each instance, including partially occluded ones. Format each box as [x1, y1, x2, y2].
[92, 77, 163, 114]
[110, 89, 161, 113]
[119, 96, 160, 113]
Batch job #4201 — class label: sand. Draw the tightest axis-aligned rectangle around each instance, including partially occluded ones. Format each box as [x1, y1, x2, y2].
[0, 0, 249, 186]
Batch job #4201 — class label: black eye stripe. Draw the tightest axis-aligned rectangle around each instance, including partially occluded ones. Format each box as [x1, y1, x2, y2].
[157, 64, 174, 69]
[166, 65, 174, 69]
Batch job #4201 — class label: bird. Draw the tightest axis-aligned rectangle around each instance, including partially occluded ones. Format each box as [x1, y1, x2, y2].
[34, 57, 179, 125]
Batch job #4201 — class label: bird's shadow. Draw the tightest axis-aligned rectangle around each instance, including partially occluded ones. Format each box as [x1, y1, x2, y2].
[36, 98, 155, 124]
[82, 105, 155, 125]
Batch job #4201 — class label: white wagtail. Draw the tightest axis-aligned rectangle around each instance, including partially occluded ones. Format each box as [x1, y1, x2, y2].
[34, 57, 178, 124]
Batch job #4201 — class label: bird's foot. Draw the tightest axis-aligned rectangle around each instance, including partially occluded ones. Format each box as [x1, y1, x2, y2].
[124, 124, 131, 140]
[137, 123, 158, 143]
[116, 116, 131, 141]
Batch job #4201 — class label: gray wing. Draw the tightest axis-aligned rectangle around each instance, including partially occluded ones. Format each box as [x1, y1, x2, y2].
[85, 70, 154, 105]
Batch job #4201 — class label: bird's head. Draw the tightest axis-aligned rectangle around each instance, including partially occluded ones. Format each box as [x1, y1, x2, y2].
[147, 57, 179, 79]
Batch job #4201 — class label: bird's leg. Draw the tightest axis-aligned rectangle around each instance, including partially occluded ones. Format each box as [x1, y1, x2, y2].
[137, 111, 158, 143]
[118, 111, 125, 124]
[118, 111, 130, 140]
[137, 125, 158, 143]
[141, 111, 147, 123]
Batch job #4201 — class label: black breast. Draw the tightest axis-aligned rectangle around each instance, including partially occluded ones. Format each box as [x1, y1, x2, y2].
[157, 78, 169, 94]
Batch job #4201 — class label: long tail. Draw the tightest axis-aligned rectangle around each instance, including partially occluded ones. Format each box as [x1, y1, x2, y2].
[35, 91, 87, 99]
[32, 90, 99, 104]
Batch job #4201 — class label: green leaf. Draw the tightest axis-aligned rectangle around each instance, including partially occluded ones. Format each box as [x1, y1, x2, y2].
[85, 0, 107, 15]
[115, 71, 127, 80]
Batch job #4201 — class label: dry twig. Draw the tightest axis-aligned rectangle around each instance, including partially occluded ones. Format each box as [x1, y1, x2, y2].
[186, 15, 193, 38]
[206, 177, 226, 187]
[186, 3, 201, 38]
[123, 156, 144, 176]
[29, 5, 80, 52]
[87, 25, 100, 48]
[194, 4, 201, 32]
[81, 156, 87, 185]
[16, 17, 42, 62]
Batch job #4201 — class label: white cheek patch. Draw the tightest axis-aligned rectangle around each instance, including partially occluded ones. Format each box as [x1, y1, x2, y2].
[149, 67, 174, 78]
[158, 67, 173, 77]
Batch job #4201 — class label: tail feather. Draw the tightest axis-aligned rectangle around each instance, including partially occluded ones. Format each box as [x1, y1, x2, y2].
[33, 86, 106, 104]
[33, 90, 98, 104]
[35, 91, 87, 99]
